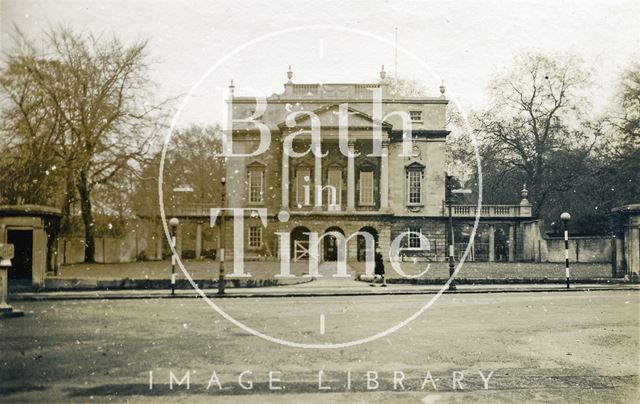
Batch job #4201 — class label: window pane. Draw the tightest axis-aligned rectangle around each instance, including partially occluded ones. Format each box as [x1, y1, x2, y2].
[249, 226, 262, 248]
[249, 170, 264, 203]
[408, 227, 421, 248]
[407, 170, 421, 204]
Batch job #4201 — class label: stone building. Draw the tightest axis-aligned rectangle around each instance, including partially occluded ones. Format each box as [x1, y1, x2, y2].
[611, 203, 640, 277]
[221, 69, 449, 264]
[0, 205, 61, 286]
[163, 68, 533, 270]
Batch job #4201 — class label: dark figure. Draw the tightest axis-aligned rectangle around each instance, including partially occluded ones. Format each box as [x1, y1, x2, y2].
[374, 247, 387, 287]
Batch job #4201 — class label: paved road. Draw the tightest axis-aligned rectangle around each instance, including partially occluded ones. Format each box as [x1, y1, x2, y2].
[1, 290, 638, 403]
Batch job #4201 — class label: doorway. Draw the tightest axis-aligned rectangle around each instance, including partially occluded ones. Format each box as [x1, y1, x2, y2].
[7, 229, 33, 280]
[323, 226, 344, 261]
[290, 226, 311, 262]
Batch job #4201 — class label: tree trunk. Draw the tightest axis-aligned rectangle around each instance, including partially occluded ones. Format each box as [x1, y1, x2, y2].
[77, 170, 95, 263]
[59, 175, 76, 235]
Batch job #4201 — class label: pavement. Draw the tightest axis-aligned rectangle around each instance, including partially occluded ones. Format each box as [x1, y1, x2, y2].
[10, 277, 640, 301]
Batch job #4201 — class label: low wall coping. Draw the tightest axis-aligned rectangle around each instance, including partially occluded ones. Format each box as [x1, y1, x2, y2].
[0, 204, 61, 217]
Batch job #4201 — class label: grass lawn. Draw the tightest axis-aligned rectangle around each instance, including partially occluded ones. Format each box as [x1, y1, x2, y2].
[53, 260, 614, 281]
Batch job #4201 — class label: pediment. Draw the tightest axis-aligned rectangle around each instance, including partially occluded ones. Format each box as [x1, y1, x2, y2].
[246, 160, 267, 168]
[277, 104, 392, 130]
[406, 161, 426, 170]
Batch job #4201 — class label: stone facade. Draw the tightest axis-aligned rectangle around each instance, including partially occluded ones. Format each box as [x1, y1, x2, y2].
[222, 72, 450, 265]
[0, 205, 61, 286]
[611, 203, 640, 277]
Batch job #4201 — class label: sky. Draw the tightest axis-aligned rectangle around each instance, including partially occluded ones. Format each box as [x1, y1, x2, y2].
[1, 0, 639, 127]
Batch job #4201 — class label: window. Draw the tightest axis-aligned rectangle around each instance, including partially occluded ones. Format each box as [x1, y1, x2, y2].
[249, 226, 262, 248]
[248, 169, 264, 203]
[295, 168, 311, 206]
[359, 171, 374, 205]
[410, 110, 422, 122]
[327, 169, 342, 206]
[407, 170, 422, 205]
[408, 227, 422, 249]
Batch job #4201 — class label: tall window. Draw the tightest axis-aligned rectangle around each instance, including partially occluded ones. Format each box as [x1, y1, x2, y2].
[248, 169, 264, 203]
[295, 168, 311, 206]
[248, 226, 262, 248]
[327, 168, 342, 206]
[359, 171, 374, 205]
[407, 170, 422, 205]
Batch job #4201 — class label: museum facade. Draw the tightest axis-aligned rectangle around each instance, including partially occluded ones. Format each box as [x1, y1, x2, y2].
[159, 68, 534, 268]
[220, 69, 452, 264]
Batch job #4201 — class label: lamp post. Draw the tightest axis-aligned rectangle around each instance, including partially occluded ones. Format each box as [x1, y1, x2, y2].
[218, 177, 226, 295]
[445, 176, 472, 291]
[446, 175, 456, 291]
[169, 217, 179, 296]
[561, 212, 571, 289]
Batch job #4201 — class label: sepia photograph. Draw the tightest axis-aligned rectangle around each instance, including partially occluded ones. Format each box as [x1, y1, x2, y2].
[0, 0, 638, 402]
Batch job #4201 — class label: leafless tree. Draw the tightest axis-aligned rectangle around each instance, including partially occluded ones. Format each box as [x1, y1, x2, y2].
[1, 25, 170, 262]
[475, 52, 598, 215]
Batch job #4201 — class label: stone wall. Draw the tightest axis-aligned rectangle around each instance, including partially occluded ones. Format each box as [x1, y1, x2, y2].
[520, 220, 612, 263]
[387, 139, 446, 217]
[543, 237, 612, 263]
[58, 232, 147, 265]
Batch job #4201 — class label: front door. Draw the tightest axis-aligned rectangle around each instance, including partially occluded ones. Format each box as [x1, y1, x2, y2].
[7, 229, 33, 280]
[325, 235, 338, 261]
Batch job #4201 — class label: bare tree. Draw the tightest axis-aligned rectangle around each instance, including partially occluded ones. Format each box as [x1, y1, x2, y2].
[0, 54, 64, 206]
[1, 26, 169, 262]
[475, 53, 597, 215]
[610, 62, 640, 160]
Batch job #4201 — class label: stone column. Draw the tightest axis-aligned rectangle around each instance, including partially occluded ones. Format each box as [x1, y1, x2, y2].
[347, 141, 355, 211]
[195, 222, 203, 259]
[32, 225, 46, 287]
[508, 224, 515, 262]
[630, 225, 640, 276]
[488, 224, 495, 262]
[380, 140, 389, 210]
[314, 142, 322, 209]
[281, 142, 289, 209]
[0, 223, 9, 312]
[378, 227, 391, 258]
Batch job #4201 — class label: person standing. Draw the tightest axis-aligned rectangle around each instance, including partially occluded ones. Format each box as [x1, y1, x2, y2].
[374, 246, 386, 287]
